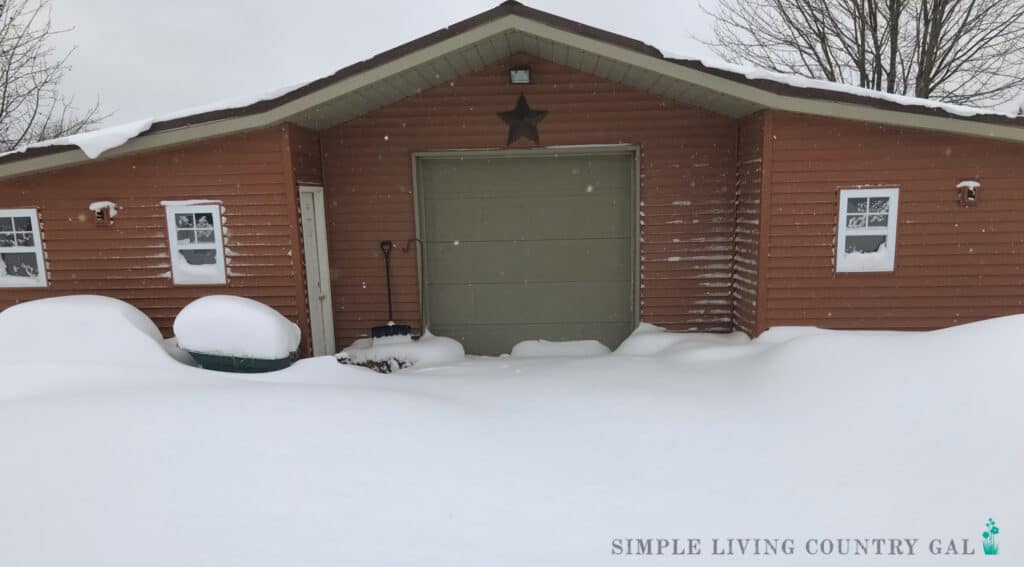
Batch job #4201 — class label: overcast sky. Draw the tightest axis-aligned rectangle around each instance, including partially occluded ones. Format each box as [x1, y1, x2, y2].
[48, 1, 715, 127]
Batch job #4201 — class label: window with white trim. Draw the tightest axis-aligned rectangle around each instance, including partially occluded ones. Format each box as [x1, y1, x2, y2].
[836, 188, 899, 273]
[0, 208, 46, 287]
[164, 203, 226, 285]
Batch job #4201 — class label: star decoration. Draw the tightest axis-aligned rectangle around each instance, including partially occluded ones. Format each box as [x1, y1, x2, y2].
[498, 93, 548, 145]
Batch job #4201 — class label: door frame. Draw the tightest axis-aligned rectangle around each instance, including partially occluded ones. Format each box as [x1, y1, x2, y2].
[298, 185, 336, 355]
[410, 144, 641, 336]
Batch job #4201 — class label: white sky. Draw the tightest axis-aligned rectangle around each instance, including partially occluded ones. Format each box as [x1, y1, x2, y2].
[49, 1, 716, 126]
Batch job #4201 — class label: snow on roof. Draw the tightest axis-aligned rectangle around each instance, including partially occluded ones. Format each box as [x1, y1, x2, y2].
[0, 80, 310, 161]
[673, 53, 1018, 120]
[1, 4, 1020, 164]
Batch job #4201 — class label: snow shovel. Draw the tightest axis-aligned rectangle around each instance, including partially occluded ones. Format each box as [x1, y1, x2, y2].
[371, 240, 412, 339]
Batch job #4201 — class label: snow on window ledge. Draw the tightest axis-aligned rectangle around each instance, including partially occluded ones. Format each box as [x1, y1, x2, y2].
[839, 244, 894, 273]
[0, 271, 46, 288]
[170, 253, 226, 285]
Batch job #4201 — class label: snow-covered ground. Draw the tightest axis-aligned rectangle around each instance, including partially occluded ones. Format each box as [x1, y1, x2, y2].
[0, 297, 1020, 566]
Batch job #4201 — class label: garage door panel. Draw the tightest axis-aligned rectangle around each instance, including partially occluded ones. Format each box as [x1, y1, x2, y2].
[425, 194, 630, 241]
[432, 322, 637, 356]
[425, 238, 632, 284]
[419, 155, 632, 198]
[428, 281, 633, 326]
[473, 282, 632, 324]
[524, 195, 630, 239]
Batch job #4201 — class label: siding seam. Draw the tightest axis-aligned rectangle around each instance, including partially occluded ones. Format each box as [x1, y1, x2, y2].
[280, 125, 314, 356]
[755, 110, 774, 335]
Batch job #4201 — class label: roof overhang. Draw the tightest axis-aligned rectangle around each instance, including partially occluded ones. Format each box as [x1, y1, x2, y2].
[3, 1, 1023, 180]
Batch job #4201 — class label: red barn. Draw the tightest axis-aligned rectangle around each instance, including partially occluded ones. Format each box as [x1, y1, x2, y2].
[2, 1, 1023, 355]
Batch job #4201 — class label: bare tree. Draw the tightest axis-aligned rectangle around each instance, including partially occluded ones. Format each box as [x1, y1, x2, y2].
[703, 0, 1024, 107]
[0, 0, 106, 152]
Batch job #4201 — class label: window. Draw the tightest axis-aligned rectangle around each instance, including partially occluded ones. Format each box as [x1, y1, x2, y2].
[164, 203, 226, 285]
[836, 188, 899, 273]
[0, 208, 46, 287]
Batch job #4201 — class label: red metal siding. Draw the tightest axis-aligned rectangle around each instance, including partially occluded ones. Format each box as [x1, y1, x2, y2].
[0, 127, 308, 340]
[733, 112, 764, 335]
[321, 54, 738, 347]
[761, 110, 1024, 330]
[287, 124, 323, 186]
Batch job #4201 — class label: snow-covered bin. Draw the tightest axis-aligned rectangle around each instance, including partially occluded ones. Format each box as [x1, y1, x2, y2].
[173, 296, 301, 373]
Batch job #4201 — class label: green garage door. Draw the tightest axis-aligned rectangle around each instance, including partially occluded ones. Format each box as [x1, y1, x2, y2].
[417, 151, 637, 355]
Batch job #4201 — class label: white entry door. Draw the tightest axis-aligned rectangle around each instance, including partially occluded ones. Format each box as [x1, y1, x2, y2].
[299, 186, 335, 356]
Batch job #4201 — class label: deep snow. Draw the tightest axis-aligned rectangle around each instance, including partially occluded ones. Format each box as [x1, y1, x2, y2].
[0, 298, 1020, 566]
[510, 338, 611, 358]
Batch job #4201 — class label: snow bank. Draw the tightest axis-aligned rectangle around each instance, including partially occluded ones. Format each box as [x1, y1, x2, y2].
[755, 326, 834, 343]
[0, 295, 171, 366]
[0, 315, 1022, 565]
[616, 322, 751, 358]
[510, 338, 610, 357]
[243, 356, 379, 384]
[162, 337, 198, 366]
[173, 295, 300, 359]
[613, 322, 682, 355]
[339, 330, 464, 368]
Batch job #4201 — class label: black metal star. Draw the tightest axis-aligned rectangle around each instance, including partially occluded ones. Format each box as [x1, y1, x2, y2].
[498, 93, 548, 145]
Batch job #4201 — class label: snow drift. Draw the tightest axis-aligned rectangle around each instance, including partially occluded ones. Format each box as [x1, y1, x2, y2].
[510, 338, 611, 357]
[339, 330, 464, 368]
[0, 295, 171, 366]
[0, 307, 1020, 566]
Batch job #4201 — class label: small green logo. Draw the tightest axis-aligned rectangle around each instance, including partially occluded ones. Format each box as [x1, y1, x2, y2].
[982, 518, 1000, 556]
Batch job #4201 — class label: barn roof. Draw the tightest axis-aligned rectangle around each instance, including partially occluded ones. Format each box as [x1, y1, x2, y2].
[2, 0, 1023, 179]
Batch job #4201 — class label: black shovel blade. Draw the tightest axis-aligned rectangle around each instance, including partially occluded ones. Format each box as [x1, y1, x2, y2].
[372, 324, 413, 338]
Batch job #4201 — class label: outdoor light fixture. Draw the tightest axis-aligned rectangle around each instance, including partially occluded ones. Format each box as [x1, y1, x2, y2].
[509, 67, 531, 85]
[88, 201, 118, 225]
[956, 179, 980, 207]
